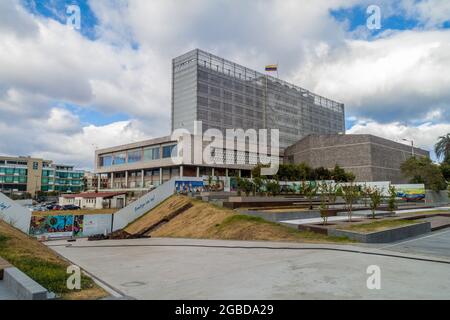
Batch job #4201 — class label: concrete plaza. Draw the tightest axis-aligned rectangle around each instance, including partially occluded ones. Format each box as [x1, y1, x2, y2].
[46, 234, 450, 300]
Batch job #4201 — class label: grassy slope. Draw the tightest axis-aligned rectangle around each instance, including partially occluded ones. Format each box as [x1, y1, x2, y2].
[150, 197, 352, 243]
[0, 221, 107, 300]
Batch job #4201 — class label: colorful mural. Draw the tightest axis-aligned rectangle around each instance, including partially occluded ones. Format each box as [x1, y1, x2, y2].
[175, 180, 204, 193]
[392, 184, 426, 201]
[29, 215, 74, 238]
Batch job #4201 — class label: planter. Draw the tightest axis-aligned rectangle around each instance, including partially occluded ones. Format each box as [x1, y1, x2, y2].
[328, 221, 431, 243]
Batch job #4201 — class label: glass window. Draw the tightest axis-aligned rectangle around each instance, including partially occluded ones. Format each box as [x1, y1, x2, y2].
[113, 153, 126, 165]
[162, 145, 177, 158]
[127, 149, 142, 163]
[143, 147, 160, 161]
[100, 155, 113, 167]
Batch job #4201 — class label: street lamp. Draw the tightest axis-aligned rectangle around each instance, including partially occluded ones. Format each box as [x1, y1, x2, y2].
[402, 138, 415, 157]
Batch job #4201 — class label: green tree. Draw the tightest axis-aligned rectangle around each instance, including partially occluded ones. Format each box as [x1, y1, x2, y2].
[318, 182, 339, 225]
[387, 185, 397, 214]
[366, 186, 382, 219]
[331, 165, 355, 182]
[341, 183, 360, 222]
[303, 182, 317, 209]
[401, 157, 447, 192]
[435, 133, 450, 163]
[441, 163, 450, 181]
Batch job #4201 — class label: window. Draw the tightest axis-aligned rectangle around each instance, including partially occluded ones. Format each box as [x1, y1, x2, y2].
[127, 149, 142, 163]
[144, 147, 160, 161]
[162, 145, 177, 158]
[210, 87, 221, 97]
[198, 83, 209, 94]
[100, 155, 113, 167]
[234, 94, 243, 104]
[113, 153, 126, 165]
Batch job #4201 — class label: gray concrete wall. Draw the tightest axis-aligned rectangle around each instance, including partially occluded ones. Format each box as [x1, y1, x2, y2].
[425, 190, 449, 206]
[328, 221, 431, 243]
[240, 210, 321, 222]
[284, 134, 430, 184]
[3, 268, 50, 300]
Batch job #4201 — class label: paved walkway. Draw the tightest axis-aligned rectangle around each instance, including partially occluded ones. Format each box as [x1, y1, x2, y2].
[0, 281, 16, 300]
[379, 229, 450, 259]
[46, 238, 450, 300]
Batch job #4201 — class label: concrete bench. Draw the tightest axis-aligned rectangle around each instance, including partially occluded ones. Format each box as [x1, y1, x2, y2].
[3, 267, 52, 300]
[0, 257, 12, 280]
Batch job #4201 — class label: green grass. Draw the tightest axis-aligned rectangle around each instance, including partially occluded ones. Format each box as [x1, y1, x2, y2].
[399, 210, 450, 216]
[338, 219, 418, 233]
[1, 256, 93, 294]
[220, 214, 269, 226]
[0, 234, 9, 245]
[0, 224, 106, 299]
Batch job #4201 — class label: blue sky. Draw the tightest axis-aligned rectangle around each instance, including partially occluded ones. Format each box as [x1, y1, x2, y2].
[1, 0, 449, 168]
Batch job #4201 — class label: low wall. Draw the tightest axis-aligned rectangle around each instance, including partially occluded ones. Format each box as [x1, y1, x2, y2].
[0, 193, 32, 234]
[240, 210, 321, 222]
[425, 190, 449, 206]
[29, 214, 113, 239]
[328, 221, 431, 243]
[4, 267, 52, 300]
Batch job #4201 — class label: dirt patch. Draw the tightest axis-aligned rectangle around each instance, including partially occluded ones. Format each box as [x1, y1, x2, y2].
[337, 219, 418, 233]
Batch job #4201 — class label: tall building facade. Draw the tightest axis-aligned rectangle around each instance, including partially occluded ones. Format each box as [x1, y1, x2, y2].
[0, 156, 84, 196]
[172, 49, 345, 148]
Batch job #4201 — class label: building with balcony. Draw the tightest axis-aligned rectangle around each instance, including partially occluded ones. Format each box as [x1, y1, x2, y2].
[0, 156, 85, 196]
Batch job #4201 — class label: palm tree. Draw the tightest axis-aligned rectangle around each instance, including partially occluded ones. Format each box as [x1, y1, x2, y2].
[435, 134, 450, 163]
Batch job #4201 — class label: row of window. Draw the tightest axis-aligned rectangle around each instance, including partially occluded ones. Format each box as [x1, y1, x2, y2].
[0, 167, 27, 175]
[99, 145, 178, 167]
[0, 176, 27, 183]
[42, 170, 83, 179]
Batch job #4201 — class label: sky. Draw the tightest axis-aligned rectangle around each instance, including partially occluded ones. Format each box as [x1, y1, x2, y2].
[0, 0, 449, 169]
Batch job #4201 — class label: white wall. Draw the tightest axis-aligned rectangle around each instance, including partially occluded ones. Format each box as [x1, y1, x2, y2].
[0, 192, 32, 233]
[81, 214, 113, 237]
[112, 177, 203, 231]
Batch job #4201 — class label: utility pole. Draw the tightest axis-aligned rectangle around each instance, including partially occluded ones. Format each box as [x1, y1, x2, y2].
[402, 138, 415, 157]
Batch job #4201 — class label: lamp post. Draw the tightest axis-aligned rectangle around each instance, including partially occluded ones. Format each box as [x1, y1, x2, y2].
[402, 138, 415, 157]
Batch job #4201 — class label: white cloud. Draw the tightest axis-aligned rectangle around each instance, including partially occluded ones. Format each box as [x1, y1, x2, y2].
[292, 29, 450, 122]
[1, 0, 450, 170]
[401, 0, 450, 28]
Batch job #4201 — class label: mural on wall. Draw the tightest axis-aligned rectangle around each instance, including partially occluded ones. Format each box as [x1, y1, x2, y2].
[28, 214, 113, 238]
[393, 184, 426, 201]
[29, 215, 74, 238]
[175, 180, 204, 193]
[73, 215, 84, 237]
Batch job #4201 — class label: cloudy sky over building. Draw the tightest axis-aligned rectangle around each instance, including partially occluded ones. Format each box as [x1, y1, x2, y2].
[1, 0, 449, 169]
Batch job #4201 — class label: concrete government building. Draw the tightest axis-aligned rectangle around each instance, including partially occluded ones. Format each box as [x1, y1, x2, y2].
[94, 49, 429, 190]
[172, 49, 345, 148]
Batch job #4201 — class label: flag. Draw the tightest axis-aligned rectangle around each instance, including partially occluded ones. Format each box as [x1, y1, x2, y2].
[265, 64, 278, 72]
